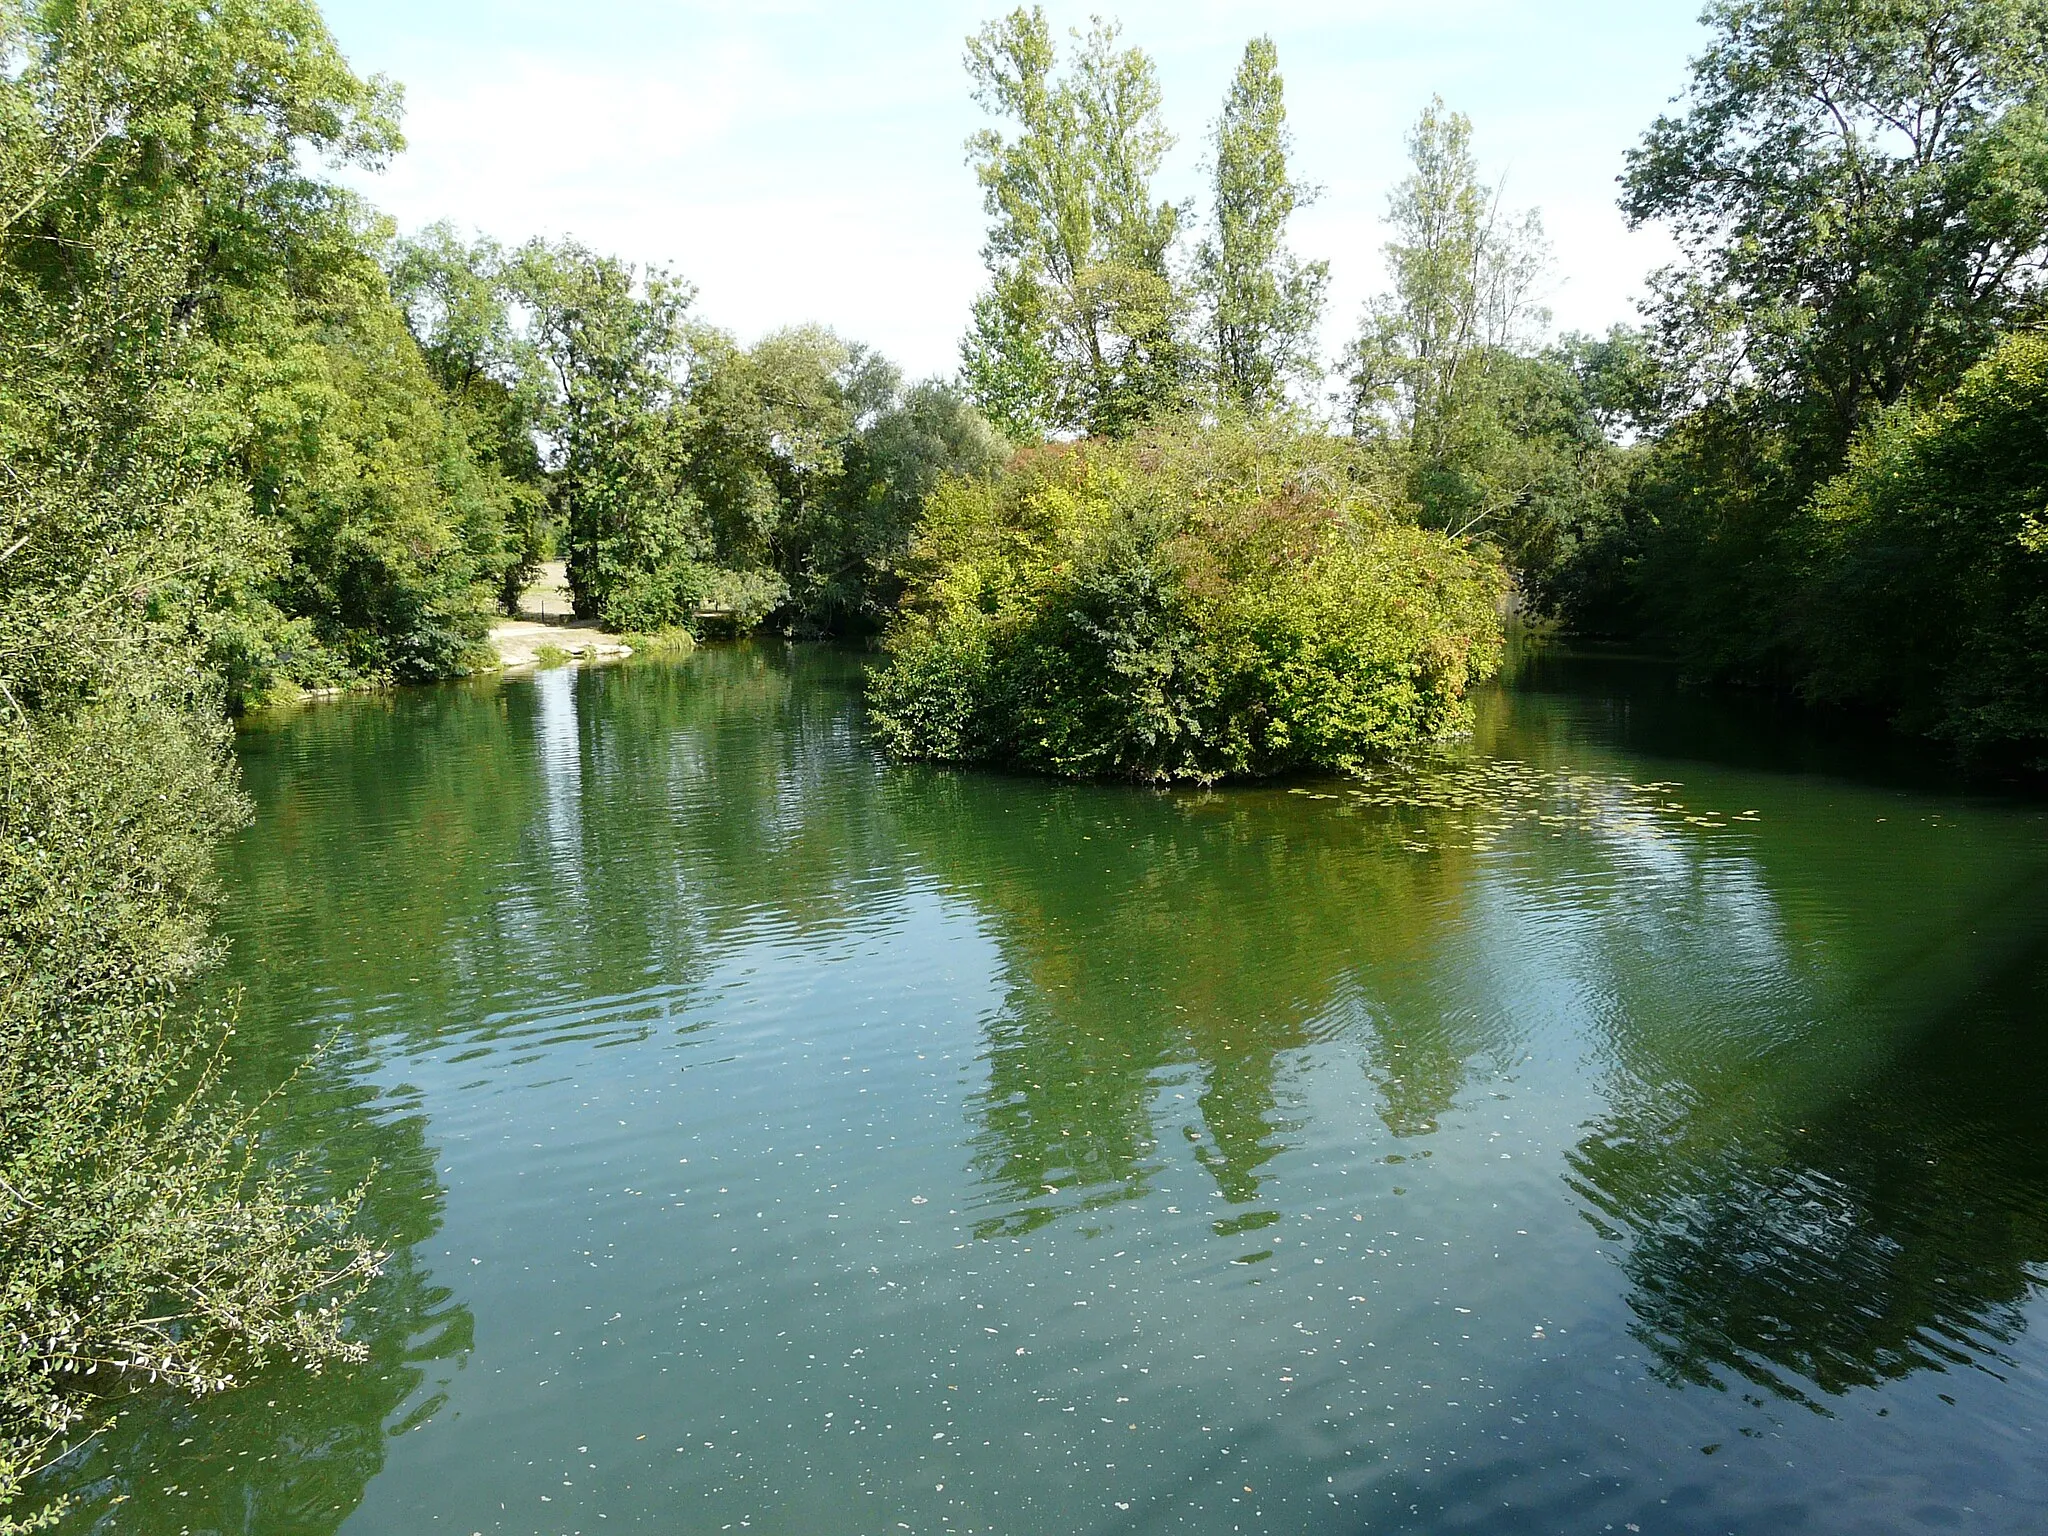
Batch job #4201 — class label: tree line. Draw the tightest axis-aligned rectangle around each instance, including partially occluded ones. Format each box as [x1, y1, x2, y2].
[389, 233, 1010, 651]
[944, 2, 2048, 770]
[1582, 0, 2048, 763]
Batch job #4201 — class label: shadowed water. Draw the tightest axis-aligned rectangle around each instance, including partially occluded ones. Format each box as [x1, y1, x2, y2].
[42, 643, 2048, 1535]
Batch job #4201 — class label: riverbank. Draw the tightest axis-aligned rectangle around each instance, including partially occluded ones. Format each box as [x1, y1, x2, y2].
[489, 560, 634, 670]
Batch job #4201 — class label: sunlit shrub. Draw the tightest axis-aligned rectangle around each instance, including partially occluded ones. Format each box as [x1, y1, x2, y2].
[869, 422, 1506, 782]
[0, 685, 379, 1530]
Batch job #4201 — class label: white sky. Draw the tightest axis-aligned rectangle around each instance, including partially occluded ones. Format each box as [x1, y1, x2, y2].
[323, 0, 1706, 383]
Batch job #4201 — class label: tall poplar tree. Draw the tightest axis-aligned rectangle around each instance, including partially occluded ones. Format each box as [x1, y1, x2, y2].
[960, 7, 1191, 439]
[1196, 37, 1329, 414]
[1346, 99, 1549, 446]
[1345, 99, 1551, 535]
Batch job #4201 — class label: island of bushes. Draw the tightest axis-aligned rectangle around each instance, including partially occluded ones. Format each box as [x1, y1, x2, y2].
[869, 424, 1505, 782]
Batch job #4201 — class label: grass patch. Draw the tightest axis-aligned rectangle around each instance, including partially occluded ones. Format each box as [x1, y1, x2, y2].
[622, 626, 697, 658]
[534, 643, 572, 668]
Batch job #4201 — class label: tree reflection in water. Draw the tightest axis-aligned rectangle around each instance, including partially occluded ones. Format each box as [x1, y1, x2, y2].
[906, 647, 2048, 1416]
[887, 767, 1489, 1241]
[1571, 917, 2048, 1409]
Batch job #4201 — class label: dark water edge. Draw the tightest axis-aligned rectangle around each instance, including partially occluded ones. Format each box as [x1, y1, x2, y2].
[37, 640, 2048, 1535]
[1504, 631, 2043, 798]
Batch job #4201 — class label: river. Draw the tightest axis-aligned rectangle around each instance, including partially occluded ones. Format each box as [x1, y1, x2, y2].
[43, 642, 2048, 1534]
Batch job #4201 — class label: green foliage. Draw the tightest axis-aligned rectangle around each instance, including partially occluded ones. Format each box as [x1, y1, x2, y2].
[681, 326, 851, 573]
[0, 2, 406, 1518]
[662, 325, 1009, 637]
[1197, 37, 1329, 413]
[0, 689, 378, 1530]
[680, 323, 873, 603]
[798, 380, 1010, 633]
[1573, 0, 2048, 714]
[503, 261, 940, 640]
[1344, 100, 1553, 527]
[1623, 0, 2048, 466]
[0, 0, 527, 708]
[869, 423, 1506, 783]
[693, 566, 792, 632]
[962, 266, 1061, 442]
[213, 279, 515, 691]
[390, 225, 526, 398]
[1328, 98, 1639, 613]
[619, 626, 699, 659]
[1566, 402, 1816, 671]
[1799, 332, 2048, 756]
[388, 223, 552, 610]
[961, 8, 1193, 438]
[1458, 344, 1641, 613]
[510, 239, 708, 632]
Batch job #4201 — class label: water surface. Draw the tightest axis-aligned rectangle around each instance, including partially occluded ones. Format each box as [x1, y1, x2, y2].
[48, 644, 2048, 1534]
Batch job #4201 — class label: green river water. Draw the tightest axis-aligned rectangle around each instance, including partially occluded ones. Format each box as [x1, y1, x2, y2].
[42, 642, 2048, 1535]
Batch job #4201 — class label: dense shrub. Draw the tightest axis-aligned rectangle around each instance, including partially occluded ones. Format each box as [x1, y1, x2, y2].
[220, 291, 517, 695]
[1799, 334, 2048, 760]
[0, 1, 404, 1521]
[0, 677, 379, 1531]
[868, 424, 1506, 783]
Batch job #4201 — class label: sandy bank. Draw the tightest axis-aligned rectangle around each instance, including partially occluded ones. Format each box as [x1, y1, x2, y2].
[489, 561, 634, 670]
